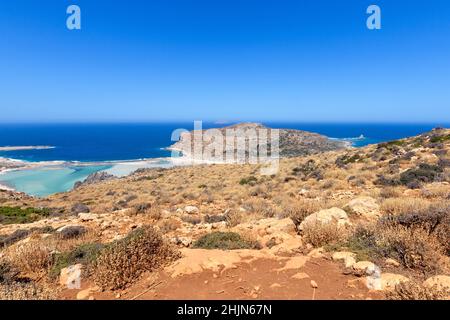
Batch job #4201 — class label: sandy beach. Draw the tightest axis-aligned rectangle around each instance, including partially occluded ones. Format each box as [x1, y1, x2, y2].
[0, 145, 54, 151]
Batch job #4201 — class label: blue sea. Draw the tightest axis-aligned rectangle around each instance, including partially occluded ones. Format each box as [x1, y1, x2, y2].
[0, 122, 446, 197]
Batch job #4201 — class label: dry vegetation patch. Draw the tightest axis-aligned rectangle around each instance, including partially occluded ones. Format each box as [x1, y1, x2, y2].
[93, 226, 180, 290]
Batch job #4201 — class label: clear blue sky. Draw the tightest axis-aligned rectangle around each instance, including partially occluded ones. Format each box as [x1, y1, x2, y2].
[0, 0, 449, 123]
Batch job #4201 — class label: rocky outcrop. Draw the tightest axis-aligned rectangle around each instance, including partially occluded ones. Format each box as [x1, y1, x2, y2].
[344, 197, 381, 220]
[169, 122, 348, 161]
[73, 171, 115, 189]
[299, 207, 351, 231]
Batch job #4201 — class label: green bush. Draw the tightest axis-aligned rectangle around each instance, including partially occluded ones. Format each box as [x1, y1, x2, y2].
[239, 176, 258, 185]
[0, 206, 50, 225]
[49, 243, 104, 279]
[193, 232, 260, 250]
[429, 134, 450, 143]
[399, 163, 443, 188]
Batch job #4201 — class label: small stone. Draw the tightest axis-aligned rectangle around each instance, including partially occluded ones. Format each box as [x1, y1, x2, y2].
[184, 206, 199, 214]
[292, 272, 310, 280]
[78, 212, 99, 221]
[76, 289, 92, 300]
[115, 293, 121, 299]
[385, 258, 400, 267]
[310, 280, 318, 289]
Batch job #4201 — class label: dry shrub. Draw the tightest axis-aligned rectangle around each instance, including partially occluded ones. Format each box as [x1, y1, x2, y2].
[302, 222, 346, 247]
[0, 282, 56, 300]
[375, 226, 443, 274]
[241, 198, 274, 217]
[4, 242, 53, 280]
[379, 187, 403, 199]
[225, 209, 245, 227]
[157, 218, 181, 233]
[387, 281, 448, 300]
[281, 199, 321, 226]
[379, 202, 450, 256]
[381, 197, 430, 215]
[93, 226, 179, 290]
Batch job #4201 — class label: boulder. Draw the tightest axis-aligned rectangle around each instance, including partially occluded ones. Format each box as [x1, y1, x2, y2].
[299, 207, 351, 231]
[265, 218, 297, 235]
[380, 273, 409, 291]
[59, 264, 83, 288]
[71, 203, 90, 214]
[56, 225, 87, 239]
[332, 251, 356, 268]
[184, 206, 199, 214]
[344, 197, 380, 219]
[78, 212, 99, 221]
[366, 273, 409, 291]
[352, 261, 376, 274]
[423, 275, 450, 292]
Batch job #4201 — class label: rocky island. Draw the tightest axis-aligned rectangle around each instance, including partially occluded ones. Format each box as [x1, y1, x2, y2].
[169, 122, 349, 160]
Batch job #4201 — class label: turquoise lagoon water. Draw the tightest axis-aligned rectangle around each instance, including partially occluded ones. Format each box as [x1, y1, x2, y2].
[0, 165, 111, 197]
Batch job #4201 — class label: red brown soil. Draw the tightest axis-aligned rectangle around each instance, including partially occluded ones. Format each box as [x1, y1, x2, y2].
[60, 256, 384, 300]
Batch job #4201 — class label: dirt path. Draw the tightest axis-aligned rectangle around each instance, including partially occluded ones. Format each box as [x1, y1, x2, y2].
[61, 251, 384, 300]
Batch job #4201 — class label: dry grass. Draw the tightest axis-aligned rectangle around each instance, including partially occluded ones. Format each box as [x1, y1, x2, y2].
[387, 281, 448, 300]
[0, 282, 57, 300]
[302, 222, 347, 247]
[375, 225, 444, 274]
[380, 197, 431, 215]
[280, 199, 322, 226]
[3, 241, 53, 280]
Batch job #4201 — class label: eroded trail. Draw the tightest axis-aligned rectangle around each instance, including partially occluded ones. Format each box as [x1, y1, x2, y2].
[61, 249, 384, 300]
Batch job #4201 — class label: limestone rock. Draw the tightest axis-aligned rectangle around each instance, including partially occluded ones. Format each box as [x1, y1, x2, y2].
[56, 225, 87, 239]
[71, 203, 90, 214]
[299, 207, 351, 231]
[184, 206, 199, 214]
[353, 261, 376, 273]
[343, 197, 380, 219]
[332, 251, 356, 268]
[367, 273, 409, 291]
[78, 212, 99, 221]
[59, 264, 83, 288]
[381, 273, 409, 291]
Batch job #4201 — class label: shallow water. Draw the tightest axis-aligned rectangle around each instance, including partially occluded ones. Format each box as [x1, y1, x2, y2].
[0, 165, 112, 197]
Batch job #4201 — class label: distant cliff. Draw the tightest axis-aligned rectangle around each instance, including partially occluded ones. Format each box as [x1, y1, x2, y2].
[169, 122, 349, 159]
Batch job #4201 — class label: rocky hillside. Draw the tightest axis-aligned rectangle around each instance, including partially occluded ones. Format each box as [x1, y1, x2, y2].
[169, 122, 349, 159]
[0, 128, 449, 300]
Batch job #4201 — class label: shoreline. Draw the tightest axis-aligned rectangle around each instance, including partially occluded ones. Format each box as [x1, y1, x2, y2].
[0, 145, 55, 151]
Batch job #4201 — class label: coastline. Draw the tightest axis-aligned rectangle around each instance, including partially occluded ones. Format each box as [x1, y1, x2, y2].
[0, 135, 356, 196]
[0, 145, 54, 151]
